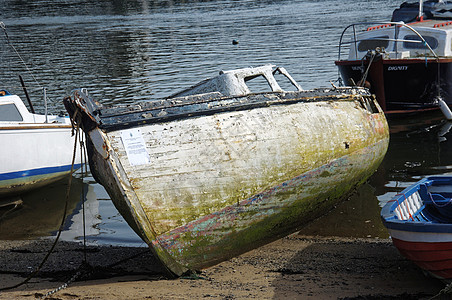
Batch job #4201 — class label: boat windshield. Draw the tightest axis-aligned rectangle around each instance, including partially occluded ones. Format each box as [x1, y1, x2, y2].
[403, 34, 438, 49]
[337, 22, 439, 61]
[0, 103, 23, 121]
[358, 36, 390, 52]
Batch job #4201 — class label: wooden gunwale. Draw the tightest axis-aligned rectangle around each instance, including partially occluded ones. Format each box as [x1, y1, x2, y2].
[0, 124, 72, 130]
[95, 89, 372, 131]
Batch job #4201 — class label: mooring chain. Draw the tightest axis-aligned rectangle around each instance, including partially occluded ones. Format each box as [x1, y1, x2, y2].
[38, 111, 89, 298]
[41, 269, 84, 298]
[429, 281, 452, 300]
[41, 262, 93, 299]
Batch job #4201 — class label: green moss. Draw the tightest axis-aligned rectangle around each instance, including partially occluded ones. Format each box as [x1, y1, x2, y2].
[160, 139, 388, 269]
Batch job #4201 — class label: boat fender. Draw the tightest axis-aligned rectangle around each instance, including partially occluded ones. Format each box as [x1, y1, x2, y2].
[435, 97, 452, 121]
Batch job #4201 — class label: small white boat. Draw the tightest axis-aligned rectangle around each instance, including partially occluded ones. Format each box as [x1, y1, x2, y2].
[0, 89, 82, 197]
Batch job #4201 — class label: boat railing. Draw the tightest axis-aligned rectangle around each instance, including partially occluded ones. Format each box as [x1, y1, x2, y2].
[337, 21, 439, 61]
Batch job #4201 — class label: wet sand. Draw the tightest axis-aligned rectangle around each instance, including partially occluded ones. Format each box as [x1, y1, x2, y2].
[0, 234, 447, 300]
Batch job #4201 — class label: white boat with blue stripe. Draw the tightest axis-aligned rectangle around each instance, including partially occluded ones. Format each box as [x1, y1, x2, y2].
[0, 89, 82, 197]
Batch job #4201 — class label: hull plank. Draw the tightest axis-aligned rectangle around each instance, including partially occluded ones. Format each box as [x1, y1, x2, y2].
[104, 100, 387, 269]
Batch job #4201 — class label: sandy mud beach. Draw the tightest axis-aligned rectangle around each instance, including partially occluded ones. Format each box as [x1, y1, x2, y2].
[0, 234, 447, 300]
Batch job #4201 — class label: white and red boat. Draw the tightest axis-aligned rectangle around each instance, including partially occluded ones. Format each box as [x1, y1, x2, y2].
[335, 0, 452, 117]
[381, 176, 452, 281]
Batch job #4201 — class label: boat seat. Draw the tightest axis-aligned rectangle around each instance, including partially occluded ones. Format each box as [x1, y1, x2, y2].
[417, 184, 452, 222]
[424, 194, 452, 223]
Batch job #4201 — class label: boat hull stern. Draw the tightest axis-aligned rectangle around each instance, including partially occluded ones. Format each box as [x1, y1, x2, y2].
[66, 86, 389, 276]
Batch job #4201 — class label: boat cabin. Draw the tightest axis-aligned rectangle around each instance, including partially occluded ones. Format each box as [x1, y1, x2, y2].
[0, 89, 68, 124]
[344, 20, 452, 60]
[167, 64, 303, 99]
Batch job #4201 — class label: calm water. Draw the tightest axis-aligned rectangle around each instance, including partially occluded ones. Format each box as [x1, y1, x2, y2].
[1, 0, 450, 245]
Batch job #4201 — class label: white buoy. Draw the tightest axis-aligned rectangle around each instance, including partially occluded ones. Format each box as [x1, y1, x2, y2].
[436, 97, 452, 120]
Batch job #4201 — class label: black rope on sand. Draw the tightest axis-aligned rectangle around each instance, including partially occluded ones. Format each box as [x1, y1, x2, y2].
[0, 108, 155, 296]
[0, 120, 82, 292]
[42, 112, 153, 298]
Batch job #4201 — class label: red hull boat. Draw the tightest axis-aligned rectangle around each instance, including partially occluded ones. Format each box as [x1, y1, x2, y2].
[335, 1, 452, 118]
[381, 176, 452, 281]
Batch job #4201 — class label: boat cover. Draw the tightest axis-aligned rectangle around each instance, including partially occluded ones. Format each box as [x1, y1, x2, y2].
[392, 1, 452, 22]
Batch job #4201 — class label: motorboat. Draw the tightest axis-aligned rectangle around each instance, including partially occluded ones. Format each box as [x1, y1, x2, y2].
[335, 0, 452, 118]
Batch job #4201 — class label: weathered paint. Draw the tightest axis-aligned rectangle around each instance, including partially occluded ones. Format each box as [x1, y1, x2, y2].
[64, 65, 389, 276]
[153, 139, 387, 269]
[107, 98, 384, 233]
[69, 91, 388, 275]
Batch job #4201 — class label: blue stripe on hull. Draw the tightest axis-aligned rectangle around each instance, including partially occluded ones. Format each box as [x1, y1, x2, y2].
[0, 164, 83, 182]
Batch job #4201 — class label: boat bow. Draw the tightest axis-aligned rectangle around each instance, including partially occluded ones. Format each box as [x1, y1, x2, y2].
[64, 66, 389, 276]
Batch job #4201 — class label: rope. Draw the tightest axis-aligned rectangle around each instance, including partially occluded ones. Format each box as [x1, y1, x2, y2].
[0, 22, 54, 104]
[41, 112, 148, 298]
[427, 192, 452, 208]
[359, 51, 376, 88]
[0, 107, 151, 296]
[429, 281, 452, 299]
[0, 22, 43, 90]
[0, 120, 81, 292]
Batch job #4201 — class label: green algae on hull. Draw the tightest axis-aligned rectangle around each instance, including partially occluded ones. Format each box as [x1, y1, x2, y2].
[64, 65, 389, 276]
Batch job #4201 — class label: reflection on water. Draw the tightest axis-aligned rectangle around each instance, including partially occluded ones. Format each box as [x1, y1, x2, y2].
[301, 113, 452, 238]
[0, 176, 82, 240]
[59, 176, 145, 247]
[1, 0, 452, 244]
[0, 0, 399, 114]
[0, 174, 144, 246]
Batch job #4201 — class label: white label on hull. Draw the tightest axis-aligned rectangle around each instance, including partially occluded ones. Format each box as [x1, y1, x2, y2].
[120, 128, 151, 166]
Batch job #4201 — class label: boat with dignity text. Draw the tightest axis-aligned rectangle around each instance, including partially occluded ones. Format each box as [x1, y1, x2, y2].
[335, 0, 452, 118]
[64, 65, 389, 276]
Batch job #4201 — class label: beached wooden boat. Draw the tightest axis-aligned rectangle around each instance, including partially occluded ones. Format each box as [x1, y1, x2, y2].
[0, 89, 82, 197]
[381, 176, 452, 281]
[64, 65, 389, 276]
